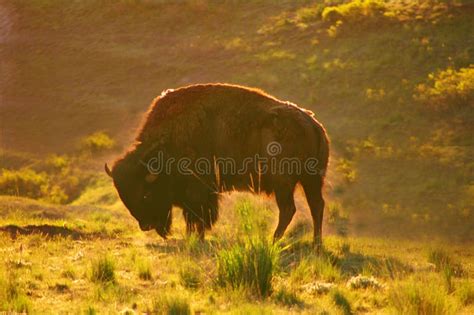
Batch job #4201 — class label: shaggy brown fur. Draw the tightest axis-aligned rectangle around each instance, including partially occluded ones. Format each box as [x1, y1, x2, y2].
[106, 83, 329, 248]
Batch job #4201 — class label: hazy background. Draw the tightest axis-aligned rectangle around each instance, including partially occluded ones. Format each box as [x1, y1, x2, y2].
[1, 0, 473, 241]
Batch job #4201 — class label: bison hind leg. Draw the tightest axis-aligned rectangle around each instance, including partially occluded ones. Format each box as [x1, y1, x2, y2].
[301, 175, 325, 253]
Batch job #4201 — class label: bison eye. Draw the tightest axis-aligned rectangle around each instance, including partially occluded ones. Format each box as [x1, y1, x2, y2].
[143, 192, 152, 200]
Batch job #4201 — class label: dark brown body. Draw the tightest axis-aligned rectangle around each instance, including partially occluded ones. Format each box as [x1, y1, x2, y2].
[106, 83, 329, 247]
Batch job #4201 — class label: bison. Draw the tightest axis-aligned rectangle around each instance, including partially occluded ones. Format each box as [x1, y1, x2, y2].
[105, 83, 329, 248]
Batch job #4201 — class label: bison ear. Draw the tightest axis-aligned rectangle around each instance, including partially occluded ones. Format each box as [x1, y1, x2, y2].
[145, 173, 158, 183]
[104, 163, 112, 178]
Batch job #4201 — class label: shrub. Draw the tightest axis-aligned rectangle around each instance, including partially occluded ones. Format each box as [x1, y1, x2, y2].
[346, 275, 383, 289]
[322, 0, 388, 25]
[336, 158, 357, 183]
[294, 4, 324, 23]
[81, 131, 115, 154]
[217, 238, 280, 297]
[0, 162, 92, 204]
[91, 256, 116, 283]
[0, 168, 49, 199]
[151, 293, 191, 315]
[415, 66, 474, 110]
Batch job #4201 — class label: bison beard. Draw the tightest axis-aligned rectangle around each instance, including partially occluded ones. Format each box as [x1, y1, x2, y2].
[106, 83, 329, 249]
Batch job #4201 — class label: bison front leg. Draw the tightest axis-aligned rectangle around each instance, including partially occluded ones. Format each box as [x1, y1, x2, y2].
[184, 217, 205, 240]
[182, 185, 219, 241]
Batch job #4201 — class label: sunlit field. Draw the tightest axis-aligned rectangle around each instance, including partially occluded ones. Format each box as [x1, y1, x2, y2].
[1, 0, 473, 313]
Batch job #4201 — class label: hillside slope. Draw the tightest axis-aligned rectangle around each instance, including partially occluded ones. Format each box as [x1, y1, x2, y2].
[0, 0, 473, 241]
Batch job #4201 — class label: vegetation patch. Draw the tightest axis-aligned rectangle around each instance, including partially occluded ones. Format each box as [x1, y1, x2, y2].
[0, 271, 30, 313]
[415, 66, 474, 110]
[80, 131, 116, 154]
[150, 293, 191, 315]
[217, 237, 281, 297]
[346, 274, 384, 290]
[427, 248, 464, 276]
[389, 276, 459, 315]
[91, 256, 116, 284]
[179, 261, 201, 289]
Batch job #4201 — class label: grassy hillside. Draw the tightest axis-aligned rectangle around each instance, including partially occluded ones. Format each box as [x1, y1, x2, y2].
[0, 0, 473, 312]
[1, 194, 473, 313]
[1, 0, 472, 240]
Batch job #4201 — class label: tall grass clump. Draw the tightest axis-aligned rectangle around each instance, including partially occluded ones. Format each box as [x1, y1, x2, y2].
[234, 197, 272, 238]
[179, 261, 201, 289]
[389, 276, 458, 315]
[427, 248, 463, 276]
[331, 289, 353, 315]
[91, 256, 116, 284]
[151, 293, 191, 315]
[217, 237, 281, 297]
[136, 258, 152, 281]
[291, 256, 341, 284]
[0, 271, 30, 313]
[455, 280, 474, 306]
[273, 287, 304, 307]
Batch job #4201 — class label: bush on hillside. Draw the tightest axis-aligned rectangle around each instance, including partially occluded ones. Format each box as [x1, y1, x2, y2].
[0, 156, 94, 204]
[322, 0, 389, 25]
[80, 131, 115, 154]
[415, 66, 474, 110]
[0, 168, 49, 200]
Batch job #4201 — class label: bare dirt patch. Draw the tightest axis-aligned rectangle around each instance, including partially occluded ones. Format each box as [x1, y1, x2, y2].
[0, 224, 94, 239]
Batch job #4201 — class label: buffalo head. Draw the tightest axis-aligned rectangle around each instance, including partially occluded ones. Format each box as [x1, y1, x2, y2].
[105, 158, 172, 238]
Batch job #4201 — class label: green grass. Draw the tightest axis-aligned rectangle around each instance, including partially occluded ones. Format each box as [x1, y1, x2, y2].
[290, 255, 341, 283]
[151, 293, 191, 315]
[0, 271, 31, 313]
[389, 275, 459, 315]
[136, 258, 153, 281]
[427, 248, 464, 276]
[91, 256, 116, 284]
[0, 200, 473, 313]
[217, 237, 281, 297]
[179, 261, 201, 289]
[273, 287, 304, 308]
[331, 289, 353, 315]
[455, 280, 474, 306]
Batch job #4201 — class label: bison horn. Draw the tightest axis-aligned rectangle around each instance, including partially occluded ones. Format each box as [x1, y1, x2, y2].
[145, 173, 158, 183]
[104, 163, 112, 178]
